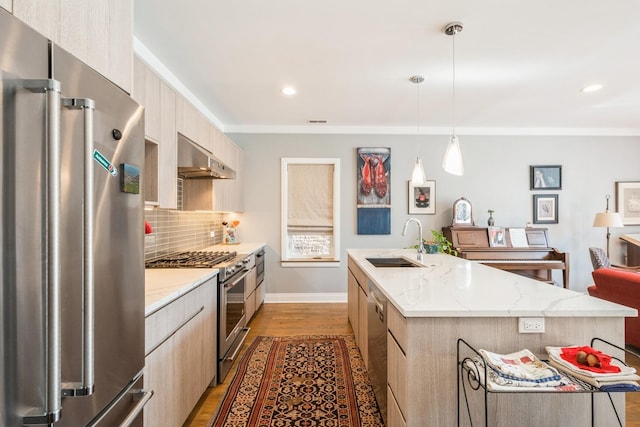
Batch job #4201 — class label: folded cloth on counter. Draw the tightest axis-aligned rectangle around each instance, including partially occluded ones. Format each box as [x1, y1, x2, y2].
[546, 346, 637, 378]
[547, 359, 640, 391]
[559, 346, 620, 374]
[546, 345, 640, 391]
[478, 348, 563, 384]
[465, 357, 580, 392]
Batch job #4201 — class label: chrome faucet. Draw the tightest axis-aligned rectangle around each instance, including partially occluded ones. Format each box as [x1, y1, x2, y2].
[402, 218, 424, 262]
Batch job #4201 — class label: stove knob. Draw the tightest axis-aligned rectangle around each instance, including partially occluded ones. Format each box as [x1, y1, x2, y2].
[242, 258, 250, 264]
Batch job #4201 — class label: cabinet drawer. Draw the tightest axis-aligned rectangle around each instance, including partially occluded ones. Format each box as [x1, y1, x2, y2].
[145, 280, 212, 355]
[387, 331, 407, 418]
[347, 256, 368, 294]
[386, 385, 407, 427]
[387, 303, 407, 352]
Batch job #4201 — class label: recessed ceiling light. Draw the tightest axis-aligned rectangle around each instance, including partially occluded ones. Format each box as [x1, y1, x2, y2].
[581, 84, 603, 93]
[282, 86, 296, 96]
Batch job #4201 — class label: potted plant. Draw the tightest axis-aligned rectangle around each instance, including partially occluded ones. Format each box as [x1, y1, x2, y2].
[411, 230, 458, 256]
[429, 229, 458, 256]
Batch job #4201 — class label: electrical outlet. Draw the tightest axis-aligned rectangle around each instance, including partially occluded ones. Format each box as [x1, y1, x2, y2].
[518, 317, 545, 333]
[209, 231, 215, 238]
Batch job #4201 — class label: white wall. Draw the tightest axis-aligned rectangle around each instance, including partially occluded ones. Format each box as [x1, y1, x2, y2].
[230, 132, 640, 297]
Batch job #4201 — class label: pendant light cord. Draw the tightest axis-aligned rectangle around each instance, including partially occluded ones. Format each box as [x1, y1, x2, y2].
[452, 29, 456, 136]
[416, 78, 420, 153]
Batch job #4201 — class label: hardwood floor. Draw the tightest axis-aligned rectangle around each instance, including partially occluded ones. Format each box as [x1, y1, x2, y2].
[183, 303, 640, 427]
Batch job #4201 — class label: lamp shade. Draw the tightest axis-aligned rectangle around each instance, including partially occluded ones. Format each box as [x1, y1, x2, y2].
[442, 135, 464, 176]
[593, 212, 624, 228]
[411, 157, 427, 185]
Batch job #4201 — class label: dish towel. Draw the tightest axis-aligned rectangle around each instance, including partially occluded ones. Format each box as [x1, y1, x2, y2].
[546, 345, 640, 391]
[465, 348, 573, 390]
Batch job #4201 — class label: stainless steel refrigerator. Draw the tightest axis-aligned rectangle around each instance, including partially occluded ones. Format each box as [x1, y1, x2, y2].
[1, 9, 150, 427]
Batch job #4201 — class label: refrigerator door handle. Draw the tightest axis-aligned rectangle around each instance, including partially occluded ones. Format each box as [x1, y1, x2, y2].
[22, 79, 64, 425]
[61, 97, 97, 398]
[117, 389, 154, 427]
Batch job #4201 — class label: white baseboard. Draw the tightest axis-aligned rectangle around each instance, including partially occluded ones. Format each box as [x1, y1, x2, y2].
[264, 293, 347, 303]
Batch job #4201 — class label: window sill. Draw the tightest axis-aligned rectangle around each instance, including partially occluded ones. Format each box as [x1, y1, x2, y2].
[281, 260, 341, 268]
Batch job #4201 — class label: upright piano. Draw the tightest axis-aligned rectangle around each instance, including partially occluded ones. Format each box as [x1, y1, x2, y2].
[620, 234, 640, 266]
[442, 226, 569, 288]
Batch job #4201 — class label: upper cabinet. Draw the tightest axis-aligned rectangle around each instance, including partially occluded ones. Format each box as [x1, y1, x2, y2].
[176, 96, 212, 153]
[12, 0, 133, 93]
[133, 57, 177, 209]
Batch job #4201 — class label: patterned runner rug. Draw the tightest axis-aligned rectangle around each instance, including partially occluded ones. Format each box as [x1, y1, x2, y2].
[208, 335, 384, 426]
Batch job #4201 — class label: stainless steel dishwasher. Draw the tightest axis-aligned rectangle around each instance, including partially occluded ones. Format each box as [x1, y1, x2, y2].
[367, 281, 387, 423]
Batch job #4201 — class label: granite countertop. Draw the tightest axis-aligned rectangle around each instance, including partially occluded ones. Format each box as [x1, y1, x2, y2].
[144, 268, 218, 316]
[348, 248, 638, 318]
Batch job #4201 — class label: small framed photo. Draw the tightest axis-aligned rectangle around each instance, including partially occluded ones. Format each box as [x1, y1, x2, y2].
[533, 194, 558, 224]
[488, 226, 507, 247]
[408, 180, 436, 214]
[616, 181, 640, 225]
[452, 197, 474, 226]
[530, 165, 562, 190]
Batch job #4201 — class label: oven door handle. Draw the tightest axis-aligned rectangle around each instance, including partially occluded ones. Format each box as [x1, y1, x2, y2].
[224, 269, 250, 289]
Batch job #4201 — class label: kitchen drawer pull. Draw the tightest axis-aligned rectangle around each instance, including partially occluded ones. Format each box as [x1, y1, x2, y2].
[146, 306, 205, 357]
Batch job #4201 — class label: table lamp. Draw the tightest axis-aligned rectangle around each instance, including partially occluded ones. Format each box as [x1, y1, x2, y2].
[593, 194, 624, 257]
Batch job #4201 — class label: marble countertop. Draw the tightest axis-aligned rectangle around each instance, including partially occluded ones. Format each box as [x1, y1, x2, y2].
[145, 268, 218, 316]
[348, 248, 638, 318]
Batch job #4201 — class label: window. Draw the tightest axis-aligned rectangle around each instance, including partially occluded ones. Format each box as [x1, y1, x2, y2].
[281, 158, 340, 267]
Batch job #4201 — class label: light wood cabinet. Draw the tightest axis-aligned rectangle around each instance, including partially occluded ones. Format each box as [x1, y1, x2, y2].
[13, 0, 132, 93]
[144, 277, 217, 427]
[255, 280, 265, 310]
[176, 95, 211, 152]
[133, 57, 161, 142]
[245, 267, 257, 322]
[387, 386, 407, 427]
[213, 141, 244, 212]
[347, 257, 369, 367]
[133, 58, 178, 208]
[347, 269, 359, 337]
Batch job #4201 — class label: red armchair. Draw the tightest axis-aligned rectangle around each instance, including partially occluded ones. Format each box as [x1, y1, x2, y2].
[588, 268, 640, 348]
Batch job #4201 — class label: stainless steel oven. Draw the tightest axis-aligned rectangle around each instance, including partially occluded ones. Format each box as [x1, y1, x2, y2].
[218, 262, 250, 382]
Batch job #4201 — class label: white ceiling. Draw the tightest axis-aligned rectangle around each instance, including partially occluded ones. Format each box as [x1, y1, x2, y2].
[134, 0, 640, 135]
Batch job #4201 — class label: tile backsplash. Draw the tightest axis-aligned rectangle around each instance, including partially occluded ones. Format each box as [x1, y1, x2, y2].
[144, 209, 225, 261]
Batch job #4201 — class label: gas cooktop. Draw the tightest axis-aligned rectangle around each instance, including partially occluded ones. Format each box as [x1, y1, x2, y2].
[145, 251, 237, 269]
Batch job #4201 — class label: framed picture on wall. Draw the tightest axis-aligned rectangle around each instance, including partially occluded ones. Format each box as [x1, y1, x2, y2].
[408, 180, 436, 214]
[530, 165, 562, 190]
[616, 181, 640, 225]
[533, 194, 558, 224]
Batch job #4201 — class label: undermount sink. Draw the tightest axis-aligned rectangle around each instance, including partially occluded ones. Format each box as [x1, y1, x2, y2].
[366, 257, 422, 268]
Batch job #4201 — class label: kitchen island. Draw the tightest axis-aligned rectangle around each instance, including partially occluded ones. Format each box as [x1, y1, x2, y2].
[347, 249, 637, 427]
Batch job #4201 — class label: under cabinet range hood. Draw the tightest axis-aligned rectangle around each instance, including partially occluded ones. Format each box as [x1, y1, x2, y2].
[177, 134, 236, 179]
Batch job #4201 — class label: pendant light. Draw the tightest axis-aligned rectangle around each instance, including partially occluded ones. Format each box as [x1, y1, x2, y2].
[442, 22, 464, 176]
[410, 75, 427, 185]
